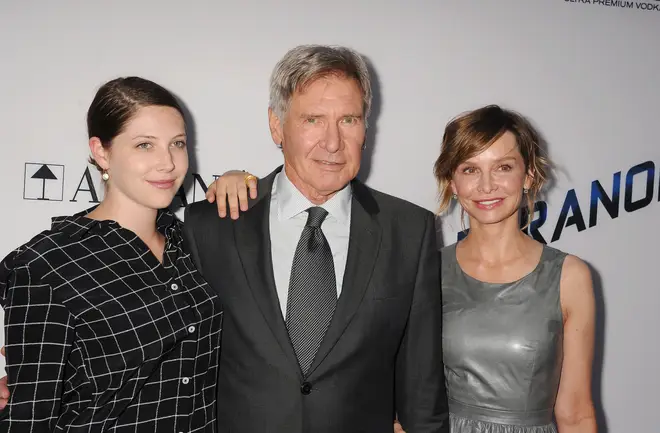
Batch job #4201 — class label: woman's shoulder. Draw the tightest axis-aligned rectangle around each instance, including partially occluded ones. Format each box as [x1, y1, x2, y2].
[438, 242, 458, 272]
[537, 243, 590, 277]
[557, 252, 592, 283]
[439, 242, 458, 255]
[536, 244, 593, 299]
[0, 212, 98, 283]
[552, 251, 595, 319]
[0, 228, 75, 304]
[2, 229, 72, 274]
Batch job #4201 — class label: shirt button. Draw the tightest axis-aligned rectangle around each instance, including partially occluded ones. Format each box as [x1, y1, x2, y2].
[182, 377, 190, 385]
[188, 326, 196, 333]
[300, 382, 312, 395]
[171, 283, 179, 291]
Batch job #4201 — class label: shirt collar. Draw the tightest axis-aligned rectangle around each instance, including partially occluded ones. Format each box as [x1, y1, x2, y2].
[50, 206, 180, 240]
[276, 168, 352, 225]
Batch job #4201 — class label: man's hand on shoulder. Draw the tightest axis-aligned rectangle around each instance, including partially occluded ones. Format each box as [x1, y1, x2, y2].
[205, 170, 258, 219]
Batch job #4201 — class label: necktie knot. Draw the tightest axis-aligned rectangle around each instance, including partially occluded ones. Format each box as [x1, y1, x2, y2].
[305, 207, 328, 228]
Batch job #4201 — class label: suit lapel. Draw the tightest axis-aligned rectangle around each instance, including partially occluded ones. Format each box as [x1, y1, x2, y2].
[306, 180, 382, 376]
[233, 168, 301, 375]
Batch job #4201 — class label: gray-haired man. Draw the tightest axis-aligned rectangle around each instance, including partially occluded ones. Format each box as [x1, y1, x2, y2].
[184, 45, 449, 432]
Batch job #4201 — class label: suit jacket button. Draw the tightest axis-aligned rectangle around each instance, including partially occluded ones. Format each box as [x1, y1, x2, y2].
[300, 382, 312, 395]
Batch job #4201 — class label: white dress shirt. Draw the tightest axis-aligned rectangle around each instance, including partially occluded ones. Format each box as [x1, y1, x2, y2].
[269, 168, 352, 317]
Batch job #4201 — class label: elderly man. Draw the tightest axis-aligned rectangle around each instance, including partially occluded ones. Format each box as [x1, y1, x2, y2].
[190, 44, 449, 432]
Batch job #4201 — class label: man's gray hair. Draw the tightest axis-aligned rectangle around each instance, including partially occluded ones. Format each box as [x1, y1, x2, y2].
[268, 44, 372, 126]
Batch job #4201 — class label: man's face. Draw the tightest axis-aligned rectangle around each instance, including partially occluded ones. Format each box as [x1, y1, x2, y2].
[269, 74, 366, 203]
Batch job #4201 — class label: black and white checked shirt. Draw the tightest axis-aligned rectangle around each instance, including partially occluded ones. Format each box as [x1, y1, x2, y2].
[0, 208, 223, 432]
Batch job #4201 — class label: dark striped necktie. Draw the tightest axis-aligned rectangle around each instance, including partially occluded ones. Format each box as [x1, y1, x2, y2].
[285, 206, 337, 375]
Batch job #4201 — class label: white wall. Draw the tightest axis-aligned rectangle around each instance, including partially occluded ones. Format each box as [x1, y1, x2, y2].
[1, 1, 658, 431]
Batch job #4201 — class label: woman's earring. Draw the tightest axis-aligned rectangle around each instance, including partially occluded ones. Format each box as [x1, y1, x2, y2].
[102, 171, 110, 181]
[452, 193, 457, 199]
[523, 188, 528, 194]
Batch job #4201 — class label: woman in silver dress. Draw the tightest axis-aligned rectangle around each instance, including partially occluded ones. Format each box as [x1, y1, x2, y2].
[412, 104, 598, 432]
[202, 104, 598, 433]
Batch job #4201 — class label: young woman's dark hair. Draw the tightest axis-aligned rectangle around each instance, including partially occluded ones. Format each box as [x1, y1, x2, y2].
[87, 76, 185, 171]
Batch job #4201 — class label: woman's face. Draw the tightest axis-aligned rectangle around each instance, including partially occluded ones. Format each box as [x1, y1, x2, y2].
[450, 131, 531, 228]
[91, 105, 188, 211]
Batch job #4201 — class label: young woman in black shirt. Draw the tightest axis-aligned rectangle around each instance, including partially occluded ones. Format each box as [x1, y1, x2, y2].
[0, 77, 223, 432]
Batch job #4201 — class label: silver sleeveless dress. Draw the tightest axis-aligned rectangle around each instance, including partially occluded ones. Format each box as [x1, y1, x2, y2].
[441, 243, 566, 433]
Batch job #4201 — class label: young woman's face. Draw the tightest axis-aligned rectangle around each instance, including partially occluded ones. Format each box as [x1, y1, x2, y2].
[93, 105, 188, 211]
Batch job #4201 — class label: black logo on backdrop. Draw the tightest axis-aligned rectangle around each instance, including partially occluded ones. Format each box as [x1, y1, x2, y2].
[23, 163, 65, 201]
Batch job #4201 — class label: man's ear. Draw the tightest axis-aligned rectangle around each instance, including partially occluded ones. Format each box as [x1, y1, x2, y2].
[268, 108, 284, 148]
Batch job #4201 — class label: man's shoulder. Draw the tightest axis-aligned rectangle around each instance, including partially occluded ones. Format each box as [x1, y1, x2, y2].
[184, 200, 226, 227]
[358, 182, 433, 220]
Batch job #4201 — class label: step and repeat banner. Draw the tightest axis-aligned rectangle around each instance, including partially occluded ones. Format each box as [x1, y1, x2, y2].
[1, 1, 658, 431]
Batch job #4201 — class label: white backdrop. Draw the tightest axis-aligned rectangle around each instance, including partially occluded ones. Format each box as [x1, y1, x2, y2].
[1, 1, 658, 431]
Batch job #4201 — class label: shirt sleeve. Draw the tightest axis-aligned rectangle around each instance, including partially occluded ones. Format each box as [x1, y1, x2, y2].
[0, 262, 75, 432]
